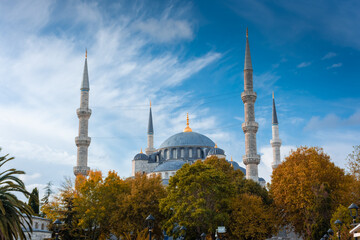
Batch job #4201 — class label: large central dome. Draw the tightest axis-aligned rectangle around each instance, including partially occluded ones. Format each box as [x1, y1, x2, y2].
[159, 131, 215, 149]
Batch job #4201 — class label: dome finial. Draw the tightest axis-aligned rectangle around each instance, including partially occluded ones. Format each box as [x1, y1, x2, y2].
[184, 113, 192, 132]
[140, 148, 143, 153]
[231, 156, 233, 167]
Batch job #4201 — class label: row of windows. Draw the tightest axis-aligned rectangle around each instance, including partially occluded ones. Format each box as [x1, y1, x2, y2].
[161, 148, 204, 160]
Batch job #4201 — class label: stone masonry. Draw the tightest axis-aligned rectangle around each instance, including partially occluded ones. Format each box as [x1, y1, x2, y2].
[74, 51, 91, 177]
[241, 29, 261, 182]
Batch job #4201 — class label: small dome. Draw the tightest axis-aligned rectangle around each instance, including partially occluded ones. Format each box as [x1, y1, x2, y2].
[208, 147, 225, 156]
[153, 160, 186, 172]
[159, 132, 215, 149]
[134, 153, 149, 160]
[227, 160, 246, 175]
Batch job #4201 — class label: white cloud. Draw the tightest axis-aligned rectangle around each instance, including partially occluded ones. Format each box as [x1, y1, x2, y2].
[0, 1, 222, 187]
[322, 52, 337, 60]
[297, 61, 311, 68]
[305, 111, 360, 130]
[327, 62, 342, 69]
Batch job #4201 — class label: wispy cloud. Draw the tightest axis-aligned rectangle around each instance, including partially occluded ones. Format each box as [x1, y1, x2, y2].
[297, 62, 311, 68]
[322, 52, 337, 60]
[327, 63, 342, 69]
[0, 1, 221, 189]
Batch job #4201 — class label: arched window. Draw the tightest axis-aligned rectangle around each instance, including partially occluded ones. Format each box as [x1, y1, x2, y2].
[165, 172, 169, 179]
[197, 148, 201, 158]
[165, 149, 169, 159]
[41, 223, 44, 230]
[35, 222, 38, 229]
[172, 148, 177, 159]
[189, 148, 193, 158]
[180, 148, 184, 158]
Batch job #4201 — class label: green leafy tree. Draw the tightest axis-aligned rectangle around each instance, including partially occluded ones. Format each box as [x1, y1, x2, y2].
[271, 146, 354, 239]
[160, 157, 277, 239]
[330, 205, 353, 240]
[28, 187, 40, 215]
[0, 149, 33, 240]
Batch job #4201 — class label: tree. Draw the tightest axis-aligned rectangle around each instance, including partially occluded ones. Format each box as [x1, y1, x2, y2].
[0, 149, 33, 240]
[160, 160, 233, 239]
[41, 181, 53, 205]
[41, 177, 84, 240]
[271, 146, 353, 239]
[346, 145, 360, 180]
[330, 205, 353, 240]
[28, 187, 40, 215]
[229, 193, 277, 240]
[111, 172, 166, 239]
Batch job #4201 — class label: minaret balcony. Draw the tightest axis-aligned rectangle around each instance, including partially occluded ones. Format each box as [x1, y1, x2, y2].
[241, 122, 259, 133]
[241, 91, 257, 103]
[242, 154, 261, 165]
[77, 108, 92, 118]
[270, 139, 282, 147]
[75, 136, 91, 146]
[73, 166, 90, 176]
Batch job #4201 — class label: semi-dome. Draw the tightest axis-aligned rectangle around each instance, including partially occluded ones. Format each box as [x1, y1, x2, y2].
[159, 131, 215, 149]
[153, 160, 186, 172]
[134, 152, 149, 160]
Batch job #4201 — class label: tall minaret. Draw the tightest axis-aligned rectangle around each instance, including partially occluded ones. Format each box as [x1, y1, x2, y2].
[74, 50, 91, 177]
[270, 92, 281, 170]
[145, 101, 156, 155]
[241, 28, 261, 182]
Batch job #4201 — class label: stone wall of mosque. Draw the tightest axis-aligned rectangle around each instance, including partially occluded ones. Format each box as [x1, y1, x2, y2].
[132, 160, 158, 176]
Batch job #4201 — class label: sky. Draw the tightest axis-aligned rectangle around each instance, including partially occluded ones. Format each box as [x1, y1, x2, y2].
[0, 0, 359, 198]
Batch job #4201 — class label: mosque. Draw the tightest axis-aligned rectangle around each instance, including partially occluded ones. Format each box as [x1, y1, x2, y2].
[73, 29, 282, 188]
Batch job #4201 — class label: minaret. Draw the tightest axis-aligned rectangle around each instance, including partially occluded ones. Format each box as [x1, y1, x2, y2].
[74, 50, 91, 177]
[241, 28, 261, 182]
[145, 101, 156, 155]
[270, 92, 282, 170]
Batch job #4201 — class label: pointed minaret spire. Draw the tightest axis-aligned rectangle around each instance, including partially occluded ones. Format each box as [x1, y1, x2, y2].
[241, 28, 260, 182]
[81, 49, 90, 91]
[74, 50, 92, 177]
[272, 92, 278, 125]
[145, 101, 155, 155]
[244, 28, 253, 70]
[270, 92, 282, 170]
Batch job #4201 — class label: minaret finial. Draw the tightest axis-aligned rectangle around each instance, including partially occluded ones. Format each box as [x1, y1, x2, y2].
[85, 48, 87, 58]
[272, 93, 278, 125]
[150, 100, 152, 108]
[231, 156, 233, 167]
[184, 113, 192, 132]
[244, 28, 252, 70]
[215, 143, 218, 148]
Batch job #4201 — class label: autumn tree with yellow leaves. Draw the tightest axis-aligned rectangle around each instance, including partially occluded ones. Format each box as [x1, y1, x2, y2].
[271, 146, 354, 240]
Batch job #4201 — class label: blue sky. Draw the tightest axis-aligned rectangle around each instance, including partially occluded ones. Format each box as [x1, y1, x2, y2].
[0, 0, 359, 196]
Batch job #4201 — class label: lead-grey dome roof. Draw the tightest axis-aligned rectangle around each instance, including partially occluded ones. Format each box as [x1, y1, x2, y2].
[159, 132, 215, 149]
[134, 153, 149, 160]
[153, 160, 186, 172]
[208, 147, 225, 156]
